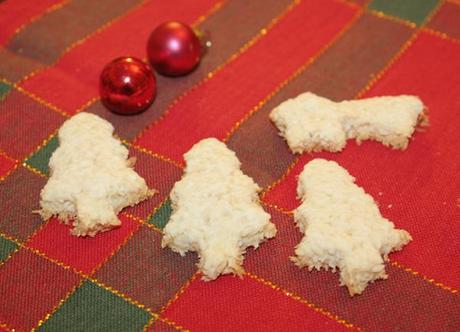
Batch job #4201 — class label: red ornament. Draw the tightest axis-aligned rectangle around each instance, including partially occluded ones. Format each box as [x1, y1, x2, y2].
[147, 21, 201, 76]
[99, 57, 156, 115]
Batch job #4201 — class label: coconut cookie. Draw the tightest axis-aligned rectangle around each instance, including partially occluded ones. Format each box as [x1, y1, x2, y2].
[292, 159, 411, 296]
[162, 138, 276, 280]
[270, 92, 424, 153]
[38, 113, 154, 237]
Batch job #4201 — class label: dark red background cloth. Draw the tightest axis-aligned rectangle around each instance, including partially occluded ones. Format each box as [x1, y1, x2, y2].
[0, 0, 459, 331]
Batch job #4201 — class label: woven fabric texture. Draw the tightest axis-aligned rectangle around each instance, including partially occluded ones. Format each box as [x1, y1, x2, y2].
[0, 0, 459, 331]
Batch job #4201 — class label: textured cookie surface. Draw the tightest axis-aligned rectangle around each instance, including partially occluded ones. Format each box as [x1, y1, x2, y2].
[293, 159, 412, 296]
[270, 92, 424, 153]
[162, 138, 276, 280]
[39, 112, 153, 236]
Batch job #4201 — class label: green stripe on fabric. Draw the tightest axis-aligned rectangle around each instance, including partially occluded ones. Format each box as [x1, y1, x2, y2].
[0, 82, 11, 100]
[369, 0, 439, 26]
[38, 281, 151, 332]
[25, 135, 58, 176]
[148, 199, 172, 229]
[0, 235, 18, 263]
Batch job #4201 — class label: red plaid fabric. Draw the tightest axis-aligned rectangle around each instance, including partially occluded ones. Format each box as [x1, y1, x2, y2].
[0, 0, 459, 331]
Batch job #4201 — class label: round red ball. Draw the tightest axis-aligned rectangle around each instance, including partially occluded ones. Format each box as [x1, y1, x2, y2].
[147, 21, 201, 76]
[99, 57, 156, 115]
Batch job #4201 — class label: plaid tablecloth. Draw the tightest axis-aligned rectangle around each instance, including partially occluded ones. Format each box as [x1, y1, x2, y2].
[0, 0, 459, 331]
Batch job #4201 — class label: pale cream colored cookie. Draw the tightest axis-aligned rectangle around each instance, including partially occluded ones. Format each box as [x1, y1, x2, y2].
[292, 159, 412, 296]
[270, 92, 424, 153]
[38, 112, 154, 236]
[162, 138, 276, 280]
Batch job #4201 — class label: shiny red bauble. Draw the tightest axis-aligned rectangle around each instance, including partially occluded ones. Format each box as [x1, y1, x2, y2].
[147, 21, 201, 76]
[99, 57, 156, 115]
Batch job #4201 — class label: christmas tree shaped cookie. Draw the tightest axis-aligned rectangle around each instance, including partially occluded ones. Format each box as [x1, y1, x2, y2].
[162, 138, 276, 280]
[270, 92, 424, 153]
[38, 113, 154, 236]
[292, 159, 412, 295]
